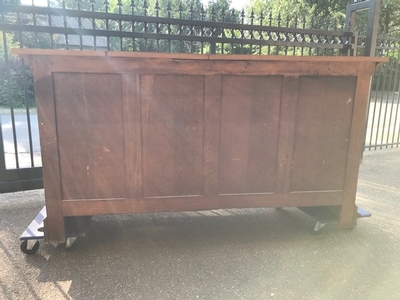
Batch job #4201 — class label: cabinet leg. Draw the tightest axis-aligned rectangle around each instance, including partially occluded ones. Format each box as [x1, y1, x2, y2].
[339, 205, 358, 229]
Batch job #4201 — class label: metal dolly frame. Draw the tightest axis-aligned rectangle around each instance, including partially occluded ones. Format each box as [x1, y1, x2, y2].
[298, 206, 371, 233]
[20, 207, 92, 254]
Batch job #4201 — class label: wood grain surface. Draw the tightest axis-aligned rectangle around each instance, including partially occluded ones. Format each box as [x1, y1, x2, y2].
[17, 50, 386, 242]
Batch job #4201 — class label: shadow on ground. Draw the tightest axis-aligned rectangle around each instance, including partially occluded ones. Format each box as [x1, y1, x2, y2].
[1, 149, 400, 300]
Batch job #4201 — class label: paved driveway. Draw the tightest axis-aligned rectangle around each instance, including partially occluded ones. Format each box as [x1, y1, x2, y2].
[1, 114, 40, 154]
[1, 114, 41, 168]
[1, 149, 400, 299]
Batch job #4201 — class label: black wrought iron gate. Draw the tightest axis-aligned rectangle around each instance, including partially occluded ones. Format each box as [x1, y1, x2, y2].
[346, 0, 400, 150]
[0, 0, 389, 193]
[0, 27, 43, 192]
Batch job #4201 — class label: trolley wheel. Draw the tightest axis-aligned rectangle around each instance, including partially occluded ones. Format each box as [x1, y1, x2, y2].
[20, 240, 40, 255]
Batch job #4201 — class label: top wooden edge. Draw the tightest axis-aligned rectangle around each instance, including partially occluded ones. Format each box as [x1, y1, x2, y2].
[11, 48, 106, 57]
[11, 48, 388, 63]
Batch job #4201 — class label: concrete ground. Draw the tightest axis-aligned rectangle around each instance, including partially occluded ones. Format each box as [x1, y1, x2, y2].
[1, 149, 400, 300]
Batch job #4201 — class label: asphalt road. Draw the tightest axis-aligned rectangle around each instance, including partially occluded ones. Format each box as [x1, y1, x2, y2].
[0, 114, 42, 168]
[0, 114, 40, 154]
[1, 148, 400, 300]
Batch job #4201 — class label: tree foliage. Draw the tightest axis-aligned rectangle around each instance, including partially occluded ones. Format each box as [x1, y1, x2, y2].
[246, 0, 400, 34]
[46, 0, 233, 52]
[380, 0, 400, 34]
[248, 0, 311, 19]
[0, 32, 35, 108]
[0, 31, 18, 58]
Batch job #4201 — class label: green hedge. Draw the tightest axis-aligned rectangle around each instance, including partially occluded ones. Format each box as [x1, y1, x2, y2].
[0, 57, 35, 108]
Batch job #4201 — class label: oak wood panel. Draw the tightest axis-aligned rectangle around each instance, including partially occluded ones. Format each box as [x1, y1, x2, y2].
[276, 76, 299, 194]
[55, 73, 126, 200]
[14, 50, 386, 242]
[290, 76, 356, 192]
[12, 48, 387, 64]
[62, 191, 344, 216]
[141, 75, 204, 197]
[32, 58, 65, 243]
[46, 56, 381, 77]
[218, 76, 281, 194]
[122, 74, 143, 199]
[203, 75, 222, 196]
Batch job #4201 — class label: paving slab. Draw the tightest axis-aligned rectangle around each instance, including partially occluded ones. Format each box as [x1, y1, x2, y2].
[1, 149, 400, 300]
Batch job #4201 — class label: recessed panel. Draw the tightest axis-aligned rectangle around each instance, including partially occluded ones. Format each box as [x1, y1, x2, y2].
[54, 73, 125, 199]
[290, 76, 356, 192]
[142, 75, 204, 197]
[218, 76, 282, 194]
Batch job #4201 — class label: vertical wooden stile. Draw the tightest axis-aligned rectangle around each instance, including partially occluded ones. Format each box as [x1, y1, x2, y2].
[276, 76, 299, 194]
[32, 56, 65, 243]
[340, 70, 373, 228]
[203, 75, 222, 196]
[122, 73, 143, 199]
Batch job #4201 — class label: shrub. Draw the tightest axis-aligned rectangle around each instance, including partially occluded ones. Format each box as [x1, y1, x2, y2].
[0, 57, 35, 108]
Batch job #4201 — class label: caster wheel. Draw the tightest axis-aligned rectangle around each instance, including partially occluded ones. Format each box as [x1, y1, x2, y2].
[20, 240, 39, 255]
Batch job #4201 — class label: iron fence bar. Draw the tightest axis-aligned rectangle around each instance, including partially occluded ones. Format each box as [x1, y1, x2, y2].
[105, 0, 110, 50]
[377, 36, 400, 43]
[16, 27, 35, 167]
[364, 142, 400, 149]
[384, 53, 400, 148]
[367, 75, 381, 150]
[31, 3, 38, 49]
[396, 91, 400, 145]
[0, 119, 6, 171]
[1, 5, 352, 38]
[78, 4, 83, 50]
[267, 13, 271, 55]
[20, 57, 35, 167]
[47, 0, 55, 49]
[392, 66, 400, 146]
[0, 25, 353, 51]
[62, 0, 69, 49]
[0, 12, 6, 172]
[0, 166, 42, 180]
[374, 88, 386, 150]
[379, 63, 394, 149]
[1, 30, 20, 169]
[92, 4, 97, 50]
[365, 0, 380, 56]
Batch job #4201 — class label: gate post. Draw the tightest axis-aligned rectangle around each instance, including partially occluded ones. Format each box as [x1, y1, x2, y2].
[346, 0, 381, 56]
